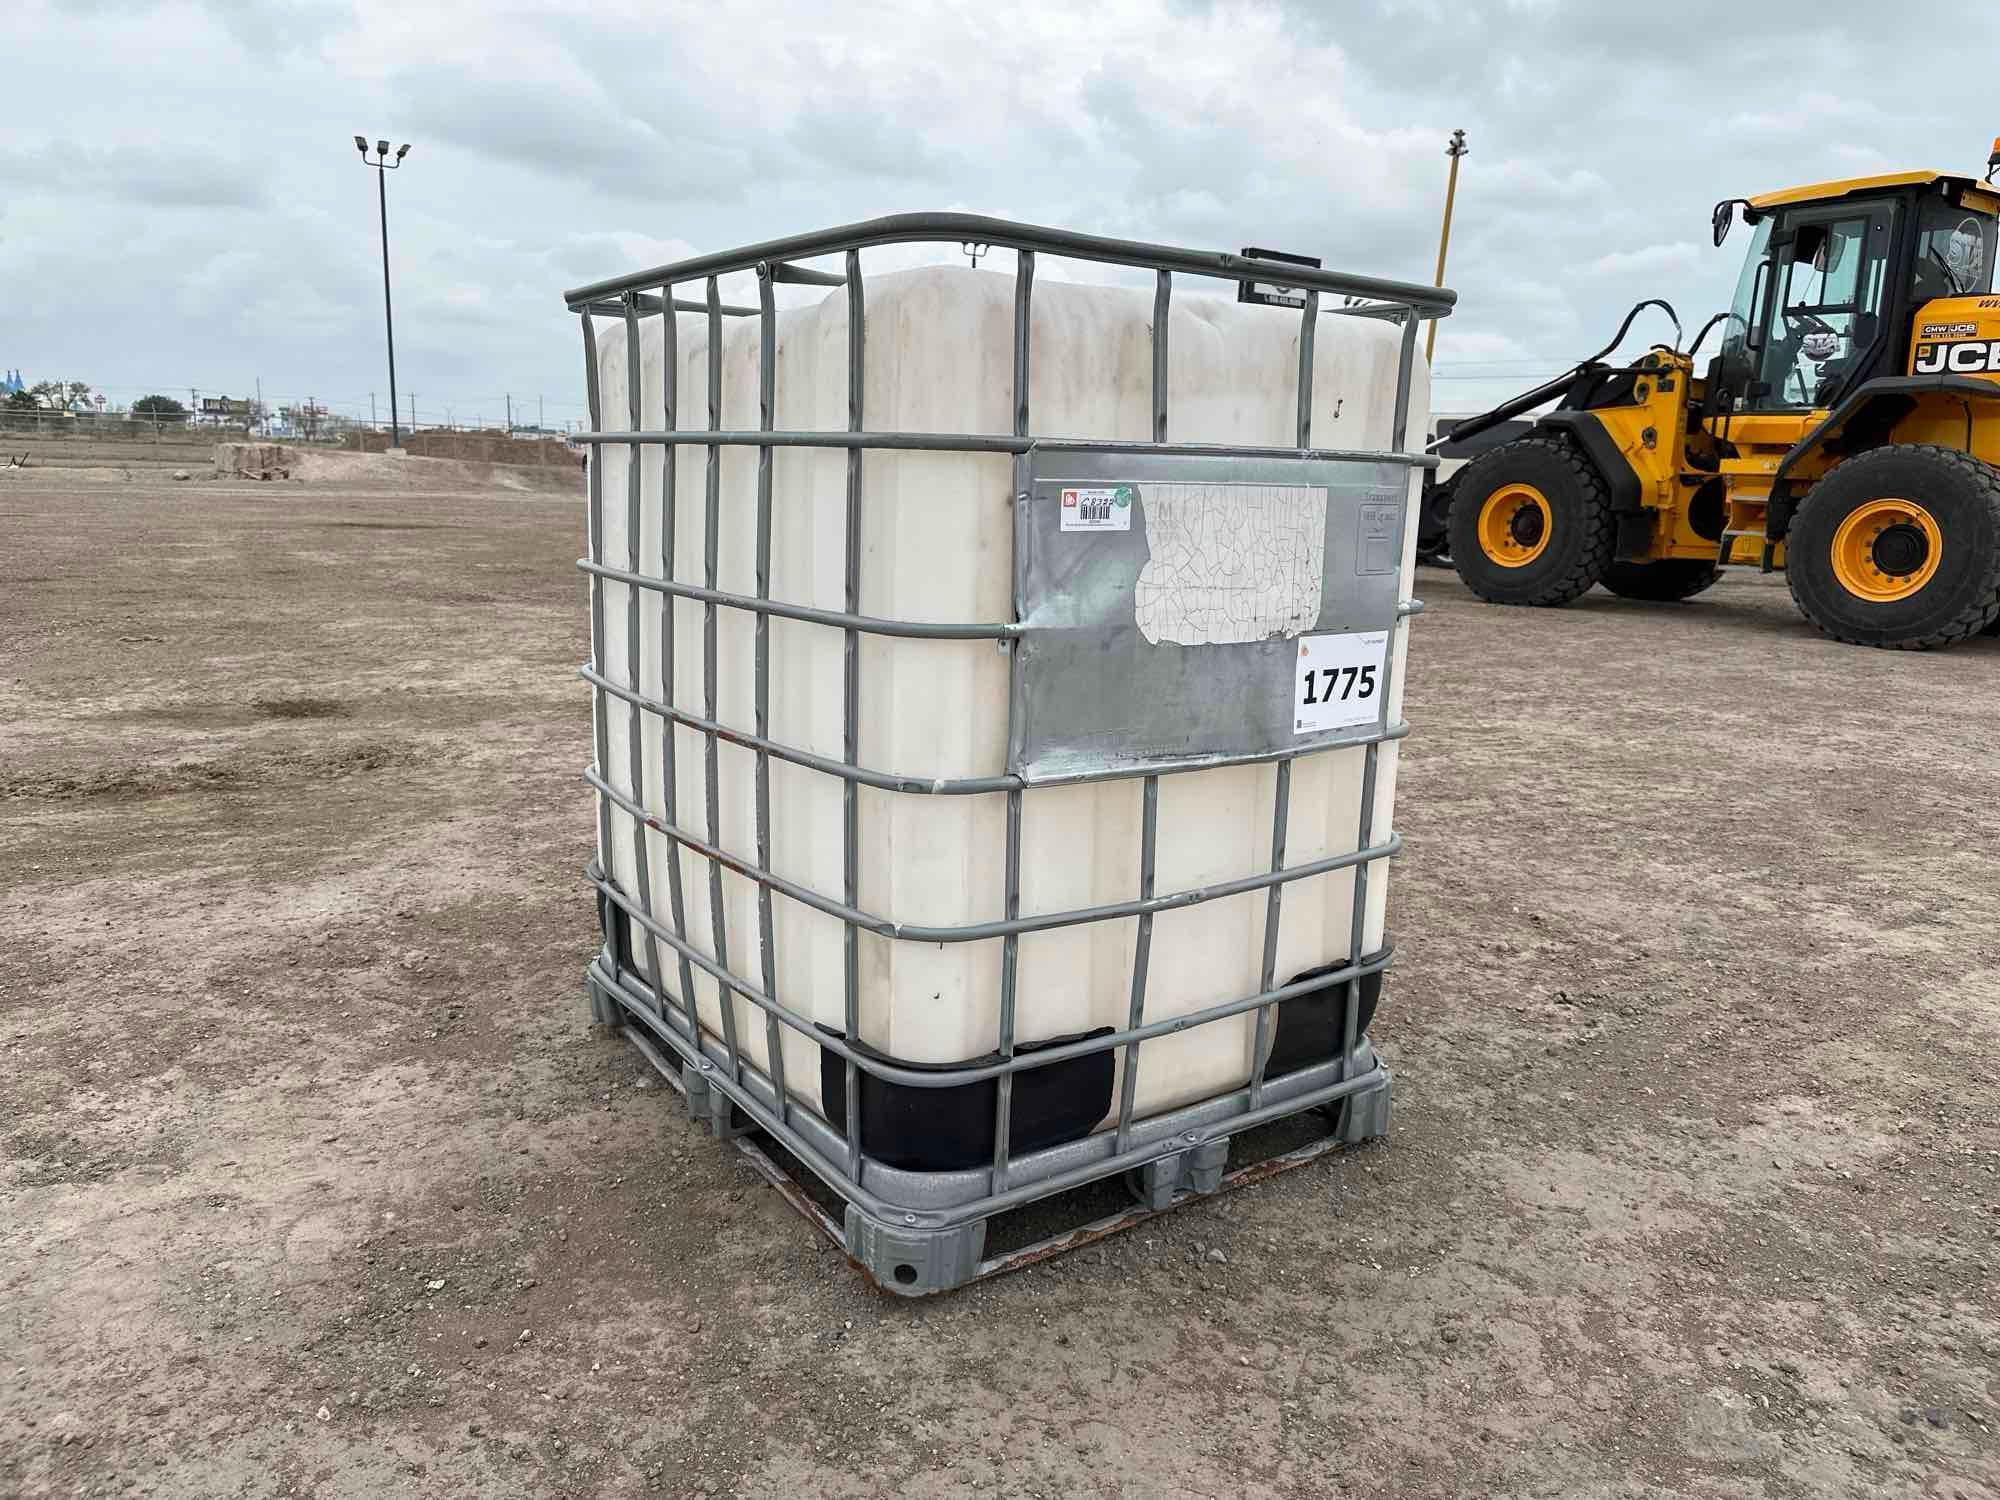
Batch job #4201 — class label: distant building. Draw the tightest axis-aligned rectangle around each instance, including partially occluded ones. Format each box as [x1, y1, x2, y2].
[0, 370, 24, 395]
[275, 401, 327, 440]
[200, 396, 253, 420]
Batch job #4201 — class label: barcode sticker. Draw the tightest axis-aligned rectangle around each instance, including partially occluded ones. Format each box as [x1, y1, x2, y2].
[1059, 486, 1132, 532]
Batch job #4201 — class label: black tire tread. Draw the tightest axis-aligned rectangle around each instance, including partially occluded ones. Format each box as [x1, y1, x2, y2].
[1450, 435, 1615, 606]
[1601, 559, 1721, 602]
[1785, 444, 2000, 650]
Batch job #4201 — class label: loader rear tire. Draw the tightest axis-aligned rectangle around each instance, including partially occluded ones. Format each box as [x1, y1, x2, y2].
[1448, 435, 1614, 606]
[1415, 474, 1456, 566]
[1785, 445, 2000, 649]
[1601, 559, 1721, 601]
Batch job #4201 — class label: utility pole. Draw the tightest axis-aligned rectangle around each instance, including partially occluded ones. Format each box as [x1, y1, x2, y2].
[1428, 128, 1469, 364]
[408, 393, 416, 433]
[505, 392, 512, 433]
[538, 393, 544, 432]
[354, 135, 412, 450]
[370, 392, 377, 430]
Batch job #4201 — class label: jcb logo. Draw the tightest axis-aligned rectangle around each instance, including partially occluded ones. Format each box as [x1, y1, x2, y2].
[1914, 339, 2000, 375]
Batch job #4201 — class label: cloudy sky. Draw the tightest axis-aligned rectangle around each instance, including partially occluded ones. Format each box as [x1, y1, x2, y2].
[8, 0, 1998, 427]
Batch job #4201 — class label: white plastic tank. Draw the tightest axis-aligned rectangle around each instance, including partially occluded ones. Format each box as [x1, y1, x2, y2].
[591, 265, 1426, 1132]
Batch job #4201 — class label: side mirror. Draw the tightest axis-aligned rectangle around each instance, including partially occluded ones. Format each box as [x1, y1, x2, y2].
[1712, 200, 1733, 247]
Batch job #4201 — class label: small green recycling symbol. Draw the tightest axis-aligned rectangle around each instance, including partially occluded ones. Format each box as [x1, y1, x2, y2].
[1113, 486, 1134, 508]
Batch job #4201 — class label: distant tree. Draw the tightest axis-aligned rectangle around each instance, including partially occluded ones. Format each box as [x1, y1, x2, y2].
[65, 381, 93, 411]
[4, 389, 36, 412]
[131, 394, 188, 419]
[27, 380, 66, 412]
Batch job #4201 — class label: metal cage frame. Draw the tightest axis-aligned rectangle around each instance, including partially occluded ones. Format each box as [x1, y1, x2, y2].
[565, 212, 1452, 1294]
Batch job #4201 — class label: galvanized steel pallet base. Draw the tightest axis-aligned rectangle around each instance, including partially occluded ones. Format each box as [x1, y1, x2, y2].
[587, 965, 1391, 1296]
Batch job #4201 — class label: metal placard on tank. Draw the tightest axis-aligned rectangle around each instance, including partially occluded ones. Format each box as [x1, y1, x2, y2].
[1009, 446, 1408, 784]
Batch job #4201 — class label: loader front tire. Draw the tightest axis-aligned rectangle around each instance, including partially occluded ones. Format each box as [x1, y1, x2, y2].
[1786, 445, 2000, 649]
[1601, 559, 1721, 602]
[1448, 436, 1614, 606]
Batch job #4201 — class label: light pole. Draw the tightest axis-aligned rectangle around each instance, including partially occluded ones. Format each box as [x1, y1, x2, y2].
[1427, 128, 1468, 365]
[354, 135, 412, 450]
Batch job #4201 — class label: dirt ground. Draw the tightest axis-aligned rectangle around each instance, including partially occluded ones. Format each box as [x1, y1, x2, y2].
[3, 471, 1997, 1500]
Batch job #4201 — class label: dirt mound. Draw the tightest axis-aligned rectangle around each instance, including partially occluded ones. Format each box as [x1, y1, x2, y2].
[217, 442, 295, 480]
[212, 442, 580, 494]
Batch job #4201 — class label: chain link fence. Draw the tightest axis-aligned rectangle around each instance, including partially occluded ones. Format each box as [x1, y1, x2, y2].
[0, 412, 256, 442]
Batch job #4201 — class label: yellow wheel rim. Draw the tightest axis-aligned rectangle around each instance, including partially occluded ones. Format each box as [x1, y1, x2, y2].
[1476, 483, 1553, 568]
[1830, 498, 1942, 602]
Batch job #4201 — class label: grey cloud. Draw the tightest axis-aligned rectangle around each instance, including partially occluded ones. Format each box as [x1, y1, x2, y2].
[785, 98, 965, 183]
[199, 0, 355, 56]
[388, 65, 752, 201]
[68, 0, 352, 55]
[2, 142, 271, 211]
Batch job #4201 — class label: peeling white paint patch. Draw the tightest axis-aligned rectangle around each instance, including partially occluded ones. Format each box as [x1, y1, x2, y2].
[1134, 482, 1327, 645]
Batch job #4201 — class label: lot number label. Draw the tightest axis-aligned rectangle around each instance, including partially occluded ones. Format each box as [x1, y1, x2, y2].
[1293, 630, 1388, 734]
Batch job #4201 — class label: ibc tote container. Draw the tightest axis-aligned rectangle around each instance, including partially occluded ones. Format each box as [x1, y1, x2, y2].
[567, 214, 1449, 1294]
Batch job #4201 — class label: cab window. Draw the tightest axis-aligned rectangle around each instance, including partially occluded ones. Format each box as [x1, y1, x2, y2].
[1724, 218, 1774, 352]
[1750, 204, 1892, 411]
[1912, 196, 1995, 301]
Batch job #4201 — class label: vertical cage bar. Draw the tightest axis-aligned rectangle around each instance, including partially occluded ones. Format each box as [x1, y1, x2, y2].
[702, 275, 741, 1082]
[580, 312, 618, 972]
[989, 787, 1024, 1189]
[1247, 757, 1292, 1111]
[1012, 249, 1035, 439]
[1113, 774, 1159, 1154]
[1151, 270, 1170, 444]
[1296, 290, 1320, 449]
[1390, 307, 1419, 450]
[841, 249, 865, 1176]
[991, 247, 1035, 1191]
[620, 293, 670, 1030]
[751, 265, 788, 1122]
[654, 284, 700, 1044]
[1341, 748, 1382, 1070]
[1343, 310, 1421, 1073]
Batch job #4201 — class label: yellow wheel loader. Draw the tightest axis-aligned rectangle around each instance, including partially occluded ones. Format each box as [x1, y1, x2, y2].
[1442, 149, 2000, 648]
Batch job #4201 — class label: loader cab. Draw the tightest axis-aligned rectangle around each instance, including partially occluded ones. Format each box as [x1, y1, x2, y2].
[1717, 195, 1897, 414]
[1711, 173, 1999, 417]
